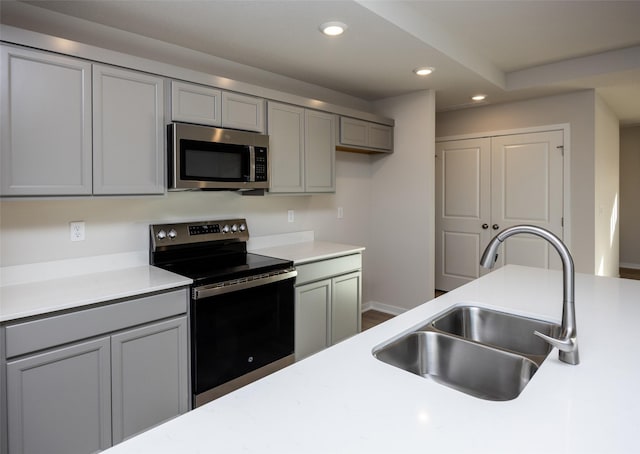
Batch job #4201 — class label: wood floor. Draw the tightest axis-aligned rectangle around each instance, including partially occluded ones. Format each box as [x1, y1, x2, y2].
[361, 310, 395, 331]
[362, 291, 448, 330]
[620, 267, 640, 280]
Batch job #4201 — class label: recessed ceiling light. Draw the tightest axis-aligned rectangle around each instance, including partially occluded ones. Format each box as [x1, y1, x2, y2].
[471, 94, 487, 101]
[413, 67, 434, 76]
[320, 21, 347, 36]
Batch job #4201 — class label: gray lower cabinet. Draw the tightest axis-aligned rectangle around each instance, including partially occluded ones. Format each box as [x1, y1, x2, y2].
[3, 289, 189, 454]
[7, 337, 112, 454]
[330, 272, 362, 344]
[294, 254, 362, 360]
[111, 317, 188, 444]
[295, 279, 331, 360]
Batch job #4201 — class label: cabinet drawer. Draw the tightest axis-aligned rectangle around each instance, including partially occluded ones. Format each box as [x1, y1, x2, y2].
[295, 254, 362, 286]
[5, 288, 188, 358]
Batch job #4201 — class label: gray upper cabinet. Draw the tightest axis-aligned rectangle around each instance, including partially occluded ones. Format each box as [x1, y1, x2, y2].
[93, 65, 165, 195]
[221, 91, 265, 133]
[267, 102, 335, 194]
[339, 117, 393, 152]
[0, 45, 93, 196]
[267, 102, 305, 193]
[170, 80, 222, 126]
[304, 110, 336, 193]
[0, 46, 165, 197]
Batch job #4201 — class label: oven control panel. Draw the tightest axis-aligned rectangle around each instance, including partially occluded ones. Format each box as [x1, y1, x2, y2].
[150, 218, 249, 249]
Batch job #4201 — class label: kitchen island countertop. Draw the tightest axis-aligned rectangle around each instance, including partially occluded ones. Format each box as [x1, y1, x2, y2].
[101, 265, 640, 454]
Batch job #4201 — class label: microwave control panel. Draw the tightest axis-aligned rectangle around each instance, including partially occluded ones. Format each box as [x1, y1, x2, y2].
[255, 147, 267, 181]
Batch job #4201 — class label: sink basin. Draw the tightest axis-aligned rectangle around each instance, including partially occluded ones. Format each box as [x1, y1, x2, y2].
[374, 331, 539, 401]
[430, 305, 561, 360]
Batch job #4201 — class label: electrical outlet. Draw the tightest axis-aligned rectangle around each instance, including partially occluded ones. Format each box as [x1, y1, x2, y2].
[70, 221, 85, 241]
[287, 210, 294, 223]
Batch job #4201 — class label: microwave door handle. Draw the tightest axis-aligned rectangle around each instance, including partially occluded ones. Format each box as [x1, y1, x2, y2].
[248, 146, 255, 182]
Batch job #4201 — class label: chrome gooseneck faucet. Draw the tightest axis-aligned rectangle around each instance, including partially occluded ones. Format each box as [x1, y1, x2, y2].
[480, 225, 579, 365]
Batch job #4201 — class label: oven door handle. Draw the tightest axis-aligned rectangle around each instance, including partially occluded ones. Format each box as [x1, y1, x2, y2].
[193, 268, 297, 300]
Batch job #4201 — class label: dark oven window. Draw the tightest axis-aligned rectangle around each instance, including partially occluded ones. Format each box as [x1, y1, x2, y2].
[181, 139, 249, 181]
[192, 278, 294, 395]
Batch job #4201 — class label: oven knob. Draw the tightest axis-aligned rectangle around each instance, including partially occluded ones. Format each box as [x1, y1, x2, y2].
[156, 230, 167, 240]
[239, 223, 246, 232]
[231, 224, 238, 233]
[168, 229, 177, 239]
[222, 224, 230, 234]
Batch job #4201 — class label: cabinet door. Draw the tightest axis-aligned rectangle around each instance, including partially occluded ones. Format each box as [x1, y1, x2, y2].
[221, 91, 265, 133]
[368, 123, 393, 151]
[171, 81, 221, 126]
[295, 279, 331, 361]
[111, 317, 189, 444]
[331, 271, 362, 345]
[267, 102, 305, 193]
[0, 45, 92, 196]
[7, 337, 112, 454]
[305, 110, 336, 193]
[93, 64, 165, 195]
[339, 117, 368, 147]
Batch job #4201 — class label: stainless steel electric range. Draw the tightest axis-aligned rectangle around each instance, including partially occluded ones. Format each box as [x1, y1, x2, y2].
[150, 219, 296, 407]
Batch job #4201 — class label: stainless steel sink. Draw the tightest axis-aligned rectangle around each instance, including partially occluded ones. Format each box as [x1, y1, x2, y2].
[374, 331, 539, 401]
[430, 305, 561, 360]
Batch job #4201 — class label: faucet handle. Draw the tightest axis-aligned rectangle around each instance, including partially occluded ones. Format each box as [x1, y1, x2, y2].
[534, 330, 580, 365]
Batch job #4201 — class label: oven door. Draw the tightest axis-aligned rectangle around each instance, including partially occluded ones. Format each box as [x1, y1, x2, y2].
[191, 270, 296, 406]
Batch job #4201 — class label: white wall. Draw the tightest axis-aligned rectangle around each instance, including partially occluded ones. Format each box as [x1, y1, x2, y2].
[0, 9, 435, 313]
[436, 90, 598, 274]
[620, 125, 640, 268]
[366, 90, 436, 313]
[594, 94, 620, 276]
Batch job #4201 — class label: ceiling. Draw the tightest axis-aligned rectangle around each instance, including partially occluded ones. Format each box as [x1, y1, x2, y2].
[3, 0, 640, 124]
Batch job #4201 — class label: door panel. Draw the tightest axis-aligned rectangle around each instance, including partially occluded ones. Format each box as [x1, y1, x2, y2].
[435, 138, 491, 291]
[491, 131, 564, 269]
[436, 130, 564, 291]
[443, 231, 482, 280]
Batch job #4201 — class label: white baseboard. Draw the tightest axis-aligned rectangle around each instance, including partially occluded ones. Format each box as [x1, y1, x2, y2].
[361, 300, 406, 316]
[620, 262, 640, 270]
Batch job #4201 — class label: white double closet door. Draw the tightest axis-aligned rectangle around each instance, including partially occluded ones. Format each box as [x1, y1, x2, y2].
[435, 130, 564, 291]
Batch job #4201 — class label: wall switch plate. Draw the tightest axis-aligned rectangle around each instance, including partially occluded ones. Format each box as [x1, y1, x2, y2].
[337, 207, 344, 219]
[287, 210, 294, 223]
[70, 221, 85, 241]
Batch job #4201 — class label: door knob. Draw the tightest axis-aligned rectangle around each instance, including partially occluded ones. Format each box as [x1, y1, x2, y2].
[492, 224, 500, 230]
[482, 224, 489, 229]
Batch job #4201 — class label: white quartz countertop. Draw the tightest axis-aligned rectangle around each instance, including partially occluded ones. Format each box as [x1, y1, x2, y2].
[101, 265, 640, 454]
[0, 266, 192, 323]
[252, 240, 364, 264]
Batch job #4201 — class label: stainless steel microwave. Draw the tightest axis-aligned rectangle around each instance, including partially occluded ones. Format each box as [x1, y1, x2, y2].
[168, 123, 269, 190]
